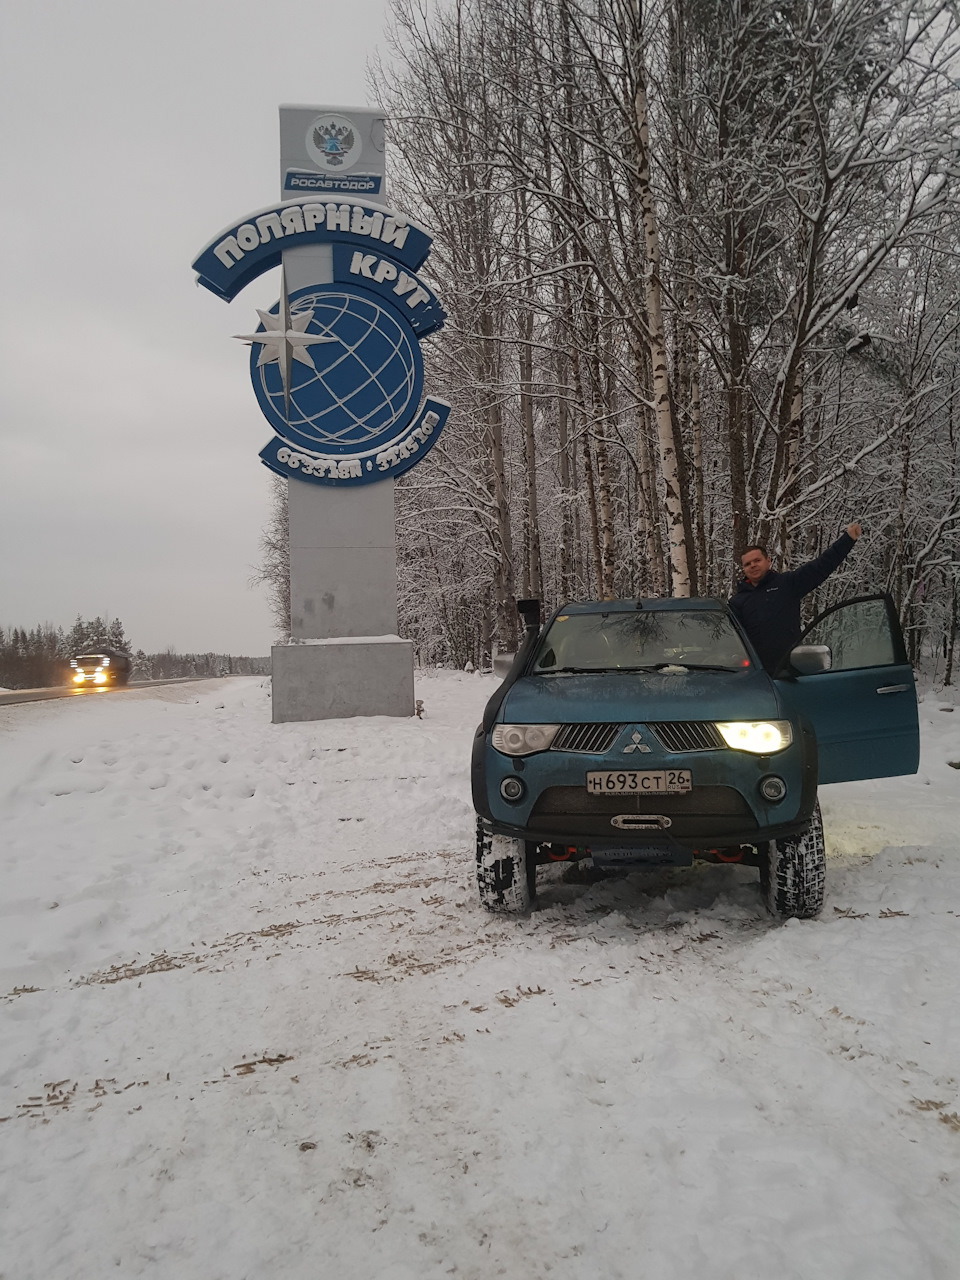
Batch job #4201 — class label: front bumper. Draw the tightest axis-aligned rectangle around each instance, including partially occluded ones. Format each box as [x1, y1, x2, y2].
[473, 721, 818, 850]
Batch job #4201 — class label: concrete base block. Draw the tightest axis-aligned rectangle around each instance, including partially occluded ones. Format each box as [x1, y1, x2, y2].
[271, 636, 414, 723]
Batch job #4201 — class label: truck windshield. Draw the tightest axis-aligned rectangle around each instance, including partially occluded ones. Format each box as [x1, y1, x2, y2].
[532, 611, 751, 673]
[74, 655, 106, 666]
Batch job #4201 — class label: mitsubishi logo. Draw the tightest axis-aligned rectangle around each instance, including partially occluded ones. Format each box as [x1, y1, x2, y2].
[622, 730, 652, 754]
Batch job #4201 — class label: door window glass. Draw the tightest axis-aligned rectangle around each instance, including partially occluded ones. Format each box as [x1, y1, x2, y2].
[802, 598, 896, 671]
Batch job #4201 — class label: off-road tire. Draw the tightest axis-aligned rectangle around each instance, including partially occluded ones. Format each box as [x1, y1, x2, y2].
[762, 801, 825, 919]
[476, 817, 536, 914]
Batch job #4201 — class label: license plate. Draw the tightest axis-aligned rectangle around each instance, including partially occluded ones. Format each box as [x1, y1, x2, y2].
[585, 769, 692, 795]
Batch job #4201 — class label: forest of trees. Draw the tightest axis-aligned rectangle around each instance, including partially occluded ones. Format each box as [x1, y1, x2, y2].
[274, 0, 956, 682]
[0, 615, 268, 691]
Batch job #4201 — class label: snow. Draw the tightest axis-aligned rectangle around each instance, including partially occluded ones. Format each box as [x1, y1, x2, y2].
[1, 672, 958, 1280]
[286, 635, 407, 645]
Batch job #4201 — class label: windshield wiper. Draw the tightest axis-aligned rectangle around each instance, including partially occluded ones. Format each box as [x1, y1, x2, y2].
[611, 664, 675, 672]
[540, 662, 742, 674]
[541, 664, 673, 674]
[540, 665, 616, 674]
[634, 662, 743, 673]
[668, 663, 743, 672]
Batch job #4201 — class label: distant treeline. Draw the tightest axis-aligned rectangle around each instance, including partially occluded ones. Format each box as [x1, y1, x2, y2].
[0, 616, 269, 690]
[135, 651, 270, 681]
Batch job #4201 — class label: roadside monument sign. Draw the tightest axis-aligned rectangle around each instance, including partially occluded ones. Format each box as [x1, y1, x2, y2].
[193, 106, 448, 722]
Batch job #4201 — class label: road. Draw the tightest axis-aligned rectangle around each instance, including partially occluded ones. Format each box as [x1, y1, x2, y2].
[0, 678, 216, 708]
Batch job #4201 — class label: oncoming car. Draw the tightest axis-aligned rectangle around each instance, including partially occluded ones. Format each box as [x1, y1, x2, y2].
[472, 595, 919, 920]
[70, 649, 132, 688]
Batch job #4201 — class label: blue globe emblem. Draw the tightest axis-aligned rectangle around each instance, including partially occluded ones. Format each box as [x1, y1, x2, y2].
[252, 286, 424, 455]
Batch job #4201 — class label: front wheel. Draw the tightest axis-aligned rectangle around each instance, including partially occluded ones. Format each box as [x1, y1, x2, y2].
[761, 801, 826, 919]
[476, 817, 537, 914]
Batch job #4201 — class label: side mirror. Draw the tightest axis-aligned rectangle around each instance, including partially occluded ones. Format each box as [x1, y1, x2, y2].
[789, 644, 832, 675]
[493, 652, 517, 679]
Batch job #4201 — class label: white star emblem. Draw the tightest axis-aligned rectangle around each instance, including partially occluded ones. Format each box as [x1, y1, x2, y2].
[234, 266, 337, 417]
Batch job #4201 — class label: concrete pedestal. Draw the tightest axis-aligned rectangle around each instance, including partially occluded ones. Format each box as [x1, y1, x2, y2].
[268, 105, 412, 725]
[271, 637, 414, 723]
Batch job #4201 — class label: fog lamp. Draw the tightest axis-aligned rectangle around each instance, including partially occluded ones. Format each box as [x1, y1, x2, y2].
[760, 775, 787, 802]
[500, 776, 526, 802]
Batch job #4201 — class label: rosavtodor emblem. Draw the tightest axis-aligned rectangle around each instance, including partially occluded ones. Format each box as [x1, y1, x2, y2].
[314, 123, 354, 164]
[306, 114, 362, 171]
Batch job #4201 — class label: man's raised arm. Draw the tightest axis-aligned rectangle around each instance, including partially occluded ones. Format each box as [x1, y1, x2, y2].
[788, 522, 861, 596]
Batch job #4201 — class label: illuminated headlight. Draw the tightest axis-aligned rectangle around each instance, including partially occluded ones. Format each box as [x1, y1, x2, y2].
[715, 720, 793, 754]
[492, 723, 560, 756]
[73, 673, 84, 683]
[94, 671, 106, 684]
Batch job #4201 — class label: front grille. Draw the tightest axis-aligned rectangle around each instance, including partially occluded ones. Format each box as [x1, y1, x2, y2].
[551, 723, 623, 754]
[647, 721, 725, 753]
[532, 786, 750, 817]
[528, 784, 755, 840]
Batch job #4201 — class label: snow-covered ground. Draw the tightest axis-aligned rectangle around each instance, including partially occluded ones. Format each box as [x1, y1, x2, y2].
[1, 673, 958, 1280]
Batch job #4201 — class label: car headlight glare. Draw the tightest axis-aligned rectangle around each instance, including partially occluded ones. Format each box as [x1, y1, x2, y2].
[492, 723, 561, 756]
[715, 720, 792, 754]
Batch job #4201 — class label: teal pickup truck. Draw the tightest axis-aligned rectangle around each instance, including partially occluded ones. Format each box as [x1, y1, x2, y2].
[472, 595, 918, 920]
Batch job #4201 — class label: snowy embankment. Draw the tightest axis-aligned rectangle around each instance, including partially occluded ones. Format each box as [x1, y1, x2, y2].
[1, 673, 958, 1280]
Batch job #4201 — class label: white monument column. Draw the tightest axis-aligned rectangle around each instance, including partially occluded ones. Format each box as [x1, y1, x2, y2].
[270, 105, 414, 723]
[192, 105, 448, 723]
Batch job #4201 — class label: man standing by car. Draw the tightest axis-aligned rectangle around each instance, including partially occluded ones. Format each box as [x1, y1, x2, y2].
[729, 523, 862, 672]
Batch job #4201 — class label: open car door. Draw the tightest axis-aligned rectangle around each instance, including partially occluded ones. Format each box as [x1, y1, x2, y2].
[775, 594, 919, 785]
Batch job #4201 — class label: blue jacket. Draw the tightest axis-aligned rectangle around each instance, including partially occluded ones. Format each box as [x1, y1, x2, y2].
[729, 533, 856, 672]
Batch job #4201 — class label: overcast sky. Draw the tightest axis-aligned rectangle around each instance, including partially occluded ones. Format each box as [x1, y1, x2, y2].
[0, 0, 396, 655]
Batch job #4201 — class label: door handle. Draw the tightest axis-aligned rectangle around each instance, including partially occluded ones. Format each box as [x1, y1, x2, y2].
[876, 684, 909, 694]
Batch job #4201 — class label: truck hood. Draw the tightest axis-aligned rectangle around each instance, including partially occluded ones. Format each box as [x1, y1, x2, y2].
[500, 668, 780, 724]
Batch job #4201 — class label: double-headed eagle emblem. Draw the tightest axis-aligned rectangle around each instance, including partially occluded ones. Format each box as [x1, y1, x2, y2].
[313, 121, 355, 166]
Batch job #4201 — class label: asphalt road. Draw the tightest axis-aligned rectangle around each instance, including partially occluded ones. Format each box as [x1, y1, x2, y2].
[0, 678, 217, 708]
